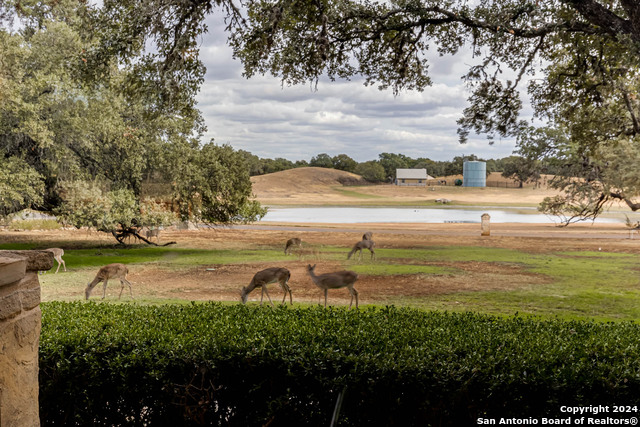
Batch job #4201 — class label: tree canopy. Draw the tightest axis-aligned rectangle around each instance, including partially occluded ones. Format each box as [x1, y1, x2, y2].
[0, 0, 264, 241]
[4, 0, 640, 226]
[227, 0, 640, 222]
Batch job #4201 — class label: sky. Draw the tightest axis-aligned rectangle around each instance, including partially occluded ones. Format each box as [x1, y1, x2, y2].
[195, 14, 525, 163]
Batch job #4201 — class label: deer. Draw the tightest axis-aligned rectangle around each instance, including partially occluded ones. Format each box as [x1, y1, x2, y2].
[42, 248, 66, 274]
[145, 228, 161, 243]
[347, 240, 376, 261]
[85, 263, 134, 300]
[241, 267, 292, 306]
[284, 237, 302, 254]
[306, 264, 359, 309]
[625, 215, 640, 239]
[362, 231, 373, 241]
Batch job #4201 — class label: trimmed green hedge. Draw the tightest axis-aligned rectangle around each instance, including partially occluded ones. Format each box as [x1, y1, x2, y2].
[40, 302, 640, 426]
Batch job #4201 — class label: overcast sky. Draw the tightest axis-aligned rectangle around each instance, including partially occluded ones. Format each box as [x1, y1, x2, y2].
[195, 15, 524, 163]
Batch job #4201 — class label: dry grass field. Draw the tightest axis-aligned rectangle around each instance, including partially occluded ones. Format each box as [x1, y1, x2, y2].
[250, 167, 561, 206]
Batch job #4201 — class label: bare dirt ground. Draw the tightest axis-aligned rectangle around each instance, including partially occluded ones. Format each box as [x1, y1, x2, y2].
[7, 167, 639, 306]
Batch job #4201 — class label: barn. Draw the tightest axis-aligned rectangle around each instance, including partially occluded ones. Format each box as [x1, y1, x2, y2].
[395, 168, 430, 186]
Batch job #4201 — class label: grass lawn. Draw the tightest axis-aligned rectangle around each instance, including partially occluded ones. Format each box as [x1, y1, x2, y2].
[3, 236, 639, 322]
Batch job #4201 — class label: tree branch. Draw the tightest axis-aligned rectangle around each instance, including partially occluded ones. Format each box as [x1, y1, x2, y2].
[620, 90, 640, 135]
[609, 191, 640, 211]
[564, 0, 638, 42]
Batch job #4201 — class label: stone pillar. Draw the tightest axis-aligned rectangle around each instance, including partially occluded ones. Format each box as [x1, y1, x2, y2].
[0, 250, 52, 427]
[481, 213, 491, 236]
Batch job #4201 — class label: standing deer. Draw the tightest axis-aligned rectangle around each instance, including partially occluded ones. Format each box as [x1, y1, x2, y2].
[85, 263, 134, 300]
[347, 240, 376, 260]
[306, 264, 359, 309]
[241, 267, 292, 306]
[362, 232, 373, 241]
[284, 237, 302, 254]
[145, 228, 161, 243]
[43, 248, 66, 274]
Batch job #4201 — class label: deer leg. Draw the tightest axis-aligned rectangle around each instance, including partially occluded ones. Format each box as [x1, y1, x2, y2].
[278, 279, 291, 305]
[370, 249, 375, 260]
[101, 279, 109, 299]
[117, 279, 133, 299]
[54, 259, 61, 274]
[324, 289, 328, 308]
[280, 281, 292, 305]
[124, 279, 133, 299]
[262, 284, 275, 307]
[279, 281, 287, 304]
[348, 287, 359, 309]
[60, 258, 66, 272]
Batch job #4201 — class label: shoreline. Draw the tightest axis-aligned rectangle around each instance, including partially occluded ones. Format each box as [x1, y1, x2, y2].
[227, 221, 639, 241]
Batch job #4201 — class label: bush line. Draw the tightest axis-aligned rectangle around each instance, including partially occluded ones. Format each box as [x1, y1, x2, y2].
[40, 302, 640, 425]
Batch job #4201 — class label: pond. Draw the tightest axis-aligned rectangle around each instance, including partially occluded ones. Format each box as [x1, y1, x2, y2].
[260, 207, 624, 224]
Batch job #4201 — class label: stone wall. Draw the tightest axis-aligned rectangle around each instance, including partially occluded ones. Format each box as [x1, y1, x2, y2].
[0, 250, 52, 427]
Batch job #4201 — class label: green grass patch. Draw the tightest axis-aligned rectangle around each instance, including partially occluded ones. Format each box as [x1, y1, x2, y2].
[378, 246, 533, 263]
[349, 263, 454, 276]
[372, 246, 640, 321]
[56, 247, 295, 270]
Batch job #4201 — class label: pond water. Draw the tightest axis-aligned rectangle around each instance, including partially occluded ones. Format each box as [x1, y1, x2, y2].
[260, 207, 623, 224]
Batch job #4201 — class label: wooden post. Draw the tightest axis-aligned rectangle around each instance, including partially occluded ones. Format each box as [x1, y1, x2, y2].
[481, 213, 491, 236]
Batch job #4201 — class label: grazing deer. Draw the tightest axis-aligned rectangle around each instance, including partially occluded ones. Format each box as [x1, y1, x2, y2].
[362, 231, 373, 241]
[625, 215, 640, 239]
[284, 237, 302, 254]
[42, 248, 66, 274]
[347, 240, 376, 260]
[145, 228, 161, 243]
[306, 264, 359, 309]
[85, 263, 134, 300]
[241, 267, 292, 306]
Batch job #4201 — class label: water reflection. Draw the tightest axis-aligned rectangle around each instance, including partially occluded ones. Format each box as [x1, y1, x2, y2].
[260, 207, 622, 224]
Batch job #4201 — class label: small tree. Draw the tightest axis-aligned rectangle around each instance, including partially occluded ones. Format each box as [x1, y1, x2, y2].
[309, 153, 334, 169]
[55, 181, 177, 245]
[501, 156, 541, 188]
[332, 154, 357, 173]
[355, 161, 386, 183]
[170, 143, 266, 225]
[378, 153, 410, 181]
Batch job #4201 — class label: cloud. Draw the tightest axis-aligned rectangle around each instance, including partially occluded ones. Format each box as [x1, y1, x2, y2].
[195, 15, 519, 162]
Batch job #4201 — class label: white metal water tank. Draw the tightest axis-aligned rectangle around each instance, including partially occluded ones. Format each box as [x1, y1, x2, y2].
[463, 161, 486, 187]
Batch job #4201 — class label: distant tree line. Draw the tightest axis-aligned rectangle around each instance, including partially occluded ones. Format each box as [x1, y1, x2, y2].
[239, 151, 558, 185]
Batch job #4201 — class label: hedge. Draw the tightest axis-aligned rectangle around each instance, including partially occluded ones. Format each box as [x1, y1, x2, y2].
[39, 302, 640, 426]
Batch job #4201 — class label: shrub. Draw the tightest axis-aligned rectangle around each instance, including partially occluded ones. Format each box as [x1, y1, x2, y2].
[40, 303, 640, 426]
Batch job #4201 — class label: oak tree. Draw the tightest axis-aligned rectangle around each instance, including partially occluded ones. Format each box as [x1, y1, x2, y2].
[1, 1, 264, 241]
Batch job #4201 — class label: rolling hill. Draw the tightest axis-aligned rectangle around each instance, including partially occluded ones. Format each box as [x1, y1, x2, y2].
[250, 167, 560, 207]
